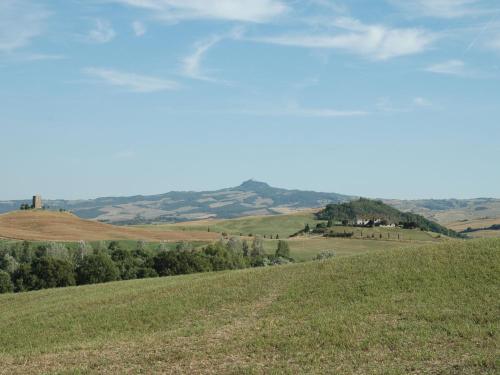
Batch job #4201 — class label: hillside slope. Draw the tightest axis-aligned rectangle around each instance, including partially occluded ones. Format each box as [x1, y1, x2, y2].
[0, 211, 218, 242]
[387, 197, 500, 224]
[0, 239, 498, 374]
[317, 198, 462, 238]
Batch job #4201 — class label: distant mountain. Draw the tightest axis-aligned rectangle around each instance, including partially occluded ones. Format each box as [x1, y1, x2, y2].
[2, 182, 498, 225]
[317, 198, 463, 238]
[0, 180, 352, 224]
[385, 198, 500, 224]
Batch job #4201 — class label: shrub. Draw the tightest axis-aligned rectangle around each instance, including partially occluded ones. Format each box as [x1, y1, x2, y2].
[77, 253, 120, 285]
[31, 256, 76, 289]
[153, 250, 212, 276]
[275, 240, 290, 258]
[314, 251, 336, 261]
[0, 270, 13, 293]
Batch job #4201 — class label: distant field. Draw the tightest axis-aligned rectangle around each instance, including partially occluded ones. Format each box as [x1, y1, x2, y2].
[0, 239, 498, 374]
[263, 237, 433, 261]
[446, 218, 500, 238]
[0, 211, 218, 242]
[136, 213, 446, 261]
[136, 211, 320, 239]
[136, 212, 443, 241]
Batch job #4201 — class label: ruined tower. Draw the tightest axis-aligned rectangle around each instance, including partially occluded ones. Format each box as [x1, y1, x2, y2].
[32, 195, 42, 209]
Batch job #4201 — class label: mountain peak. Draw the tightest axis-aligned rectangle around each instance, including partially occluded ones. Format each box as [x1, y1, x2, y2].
[238, 179, 271, 191]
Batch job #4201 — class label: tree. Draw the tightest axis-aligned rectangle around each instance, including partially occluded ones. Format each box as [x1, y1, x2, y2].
[275, 240, 290, 258]
[153, 250, 211, 276]
[31, 256, 76, 289]
[304, 224, 311, 233]
[327, 219, 333, 228]
[111, 247, 141, 280]
[0, 270, 13, 293]
[251, 237, 264, 257]
[0, 254, 19, 274]
[77, 253, 119, 285]
[12, 264, 37, 292]
[226, 237, 242, 256]
[242, 240, 249, 257]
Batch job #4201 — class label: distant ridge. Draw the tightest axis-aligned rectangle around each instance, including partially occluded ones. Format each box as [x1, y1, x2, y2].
[0, 181, 351, 225]
[1, 181, 498, 225]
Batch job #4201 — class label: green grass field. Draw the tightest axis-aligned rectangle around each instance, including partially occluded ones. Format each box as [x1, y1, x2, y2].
[262, 237, 436, 261]
[136, 212, 319, 239]
[135, 213, 446, 262]
[1, 239, 498, 374]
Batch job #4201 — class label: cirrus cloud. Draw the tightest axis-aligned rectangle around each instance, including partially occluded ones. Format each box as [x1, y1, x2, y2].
[84, 67, 179, 92]
[111, 0, 288, 23]
[254, 17, 436, 60]
[0, 0, 50, 52]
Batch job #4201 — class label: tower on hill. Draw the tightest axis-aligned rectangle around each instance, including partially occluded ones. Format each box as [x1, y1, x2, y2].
[32, 195, 42, 209]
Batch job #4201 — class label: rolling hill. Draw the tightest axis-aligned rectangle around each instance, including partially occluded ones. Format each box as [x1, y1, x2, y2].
[317, 198, 463, 238]
[1, 181, 498, 226]
[0, 211, 218, 242]
[0, 239, 498, 374]
[387, 197, 500, 224]
[0, 180, 351, 224]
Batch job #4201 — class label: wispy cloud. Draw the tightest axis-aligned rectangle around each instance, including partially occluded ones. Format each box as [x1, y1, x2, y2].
[83, 67, 179, 92]
[290, 107, 368, 118]
[0, 0, 50, 52]
[425, 59, 470, 76]
[254, 17, 436, 60]
[235, 104, 368, 118]
[111, 0, 288, 23]
[388, 0, 487, 19]
[88, 19, 116, 44]
[23, 53, 66, 61]
[132, 21, 146, 37]
[182, 28, 242, 82]
[182, 36, 222, 81]
[413, 97, 432, 107]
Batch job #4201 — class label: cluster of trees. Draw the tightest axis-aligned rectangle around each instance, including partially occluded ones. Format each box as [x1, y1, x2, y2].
[19, 203, 35, 210]
[0, 238, 293, 294]
[317, 198, 464, 238]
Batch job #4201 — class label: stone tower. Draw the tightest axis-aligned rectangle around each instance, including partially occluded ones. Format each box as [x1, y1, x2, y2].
[32, 195, 42, 209]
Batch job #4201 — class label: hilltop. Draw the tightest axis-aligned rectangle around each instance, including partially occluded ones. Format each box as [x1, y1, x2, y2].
[317, 198, 462, 238]
[0, 211, 218, 242]
[0, 239, 498, 374]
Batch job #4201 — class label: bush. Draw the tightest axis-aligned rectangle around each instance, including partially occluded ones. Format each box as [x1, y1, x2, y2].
[0, 270, 13, 293]
[275, 240, 290, 258]
[12, 264, 37, 292]
[272, 257, 291, 265]
[153, 250, 212, 277]
[314, 251, 336, 261]
[77, 253, 120, 285]
[31, 256, 76, 289]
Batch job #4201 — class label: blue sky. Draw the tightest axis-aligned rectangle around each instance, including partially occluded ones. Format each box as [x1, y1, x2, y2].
[1, 0, 499, 200]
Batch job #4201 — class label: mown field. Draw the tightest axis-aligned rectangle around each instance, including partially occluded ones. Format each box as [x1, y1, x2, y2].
[0, 210, 448, 263]
[447, 218, 500, 238]
[0, 239, 498, 374]
[135, 211, 319, 239]
[0, 211, 218, 242]
[137, 212, 447, 261]
[262, 237, 434, 261]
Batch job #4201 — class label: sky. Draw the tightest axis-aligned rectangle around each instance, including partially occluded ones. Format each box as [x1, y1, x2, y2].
[1, 0, 500, 200]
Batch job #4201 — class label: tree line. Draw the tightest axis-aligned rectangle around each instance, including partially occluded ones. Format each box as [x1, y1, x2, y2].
[0, 238, 292, 294]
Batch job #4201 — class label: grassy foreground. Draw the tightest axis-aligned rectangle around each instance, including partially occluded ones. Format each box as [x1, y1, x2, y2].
[0, 239, 499, 374]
